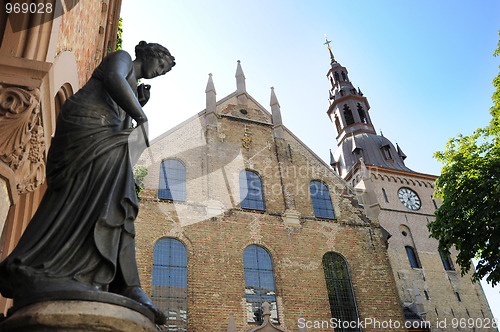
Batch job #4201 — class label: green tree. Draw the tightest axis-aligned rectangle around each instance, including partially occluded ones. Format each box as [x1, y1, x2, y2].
[133, 166, 148, 199]
[116, 17, 123, 51]
[428, 31, 500, 286]
[107, 17, 123, 54]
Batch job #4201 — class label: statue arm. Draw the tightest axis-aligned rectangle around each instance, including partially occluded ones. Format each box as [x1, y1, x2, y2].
[102, 51, 147, 125]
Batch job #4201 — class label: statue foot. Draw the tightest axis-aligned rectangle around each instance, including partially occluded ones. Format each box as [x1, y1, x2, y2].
[121, 286, 166, 325]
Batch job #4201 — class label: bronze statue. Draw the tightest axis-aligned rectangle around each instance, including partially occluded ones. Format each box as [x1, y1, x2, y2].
[0, 41, 175, 325]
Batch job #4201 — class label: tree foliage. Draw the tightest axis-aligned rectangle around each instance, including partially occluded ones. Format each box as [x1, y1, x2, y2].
[116, 17, 123, 51]
[108, 17, 123, 54]
[133, 166, 148, 199]
[428, 31, 500, 286]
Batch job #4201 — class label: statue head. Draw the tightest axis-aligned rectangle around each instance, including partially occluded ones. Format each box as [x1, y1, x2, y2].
[135, 41, 175, 79]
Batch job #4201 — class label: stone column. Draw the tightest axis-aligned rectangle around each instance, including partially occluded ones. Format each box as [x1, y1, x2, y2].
[0, 84, 47, 261]
[0, 85, 46, 196]
[0, 56, 52, 314]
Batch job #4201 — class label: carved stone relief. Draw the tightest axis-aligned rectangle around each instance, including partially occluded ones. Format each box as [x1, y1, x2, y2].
[0, 84, 46, 195]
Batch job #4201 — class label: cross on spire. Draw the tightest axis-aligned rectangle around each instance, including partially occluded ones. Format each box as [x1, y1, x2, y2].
[324, 34, 332, 50]
[324, 34, 336, 64]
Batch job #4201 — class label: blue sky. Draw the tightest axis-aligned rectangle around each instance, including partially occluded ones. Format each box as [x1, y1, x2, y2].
[120, 0, 499, 321]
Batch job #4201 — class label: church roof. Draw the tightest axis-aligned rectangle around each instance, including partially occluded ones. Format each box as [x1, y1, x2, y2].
[150, 61, 343, 184]
[334, 132, 413, 176]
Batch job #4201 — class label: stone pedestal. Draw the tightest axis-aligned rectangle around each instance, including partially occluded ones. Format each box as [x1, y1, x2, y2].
[0, 300, 157, 332]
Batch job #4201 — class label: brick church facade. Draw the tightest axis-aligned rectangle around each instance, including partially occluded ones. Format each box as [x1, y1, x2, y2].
[134, 61, 406, 331]
[0, 1, 494, 330]
[134, 47, 495, 331]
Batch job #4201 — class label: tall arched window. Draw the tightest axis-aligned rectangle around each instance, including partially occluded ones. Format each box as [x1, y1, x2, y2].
[341, 71, 347, 81]
[322, 252, 360, 331]
[334, 116, 342, 134]
[243, 245, 278, 325]
[343, 105, 354, 126]
[239, 170, 265, 211]
[405, 246, 421, 268]
[310, 181, 336, 219]
[382, 188, 389, 202]
[439, 251, 455, 271]
[357, 103, 367, 123]
[159, 159, 186, 201]
[334, 72, 340, 83]
[152, 238, 188, 331]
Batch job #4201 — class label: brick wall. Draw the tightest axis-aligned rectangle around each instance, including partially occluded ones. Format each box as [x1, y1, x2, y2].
[134, 95, 406, 331]
[55, 0, 112, 87]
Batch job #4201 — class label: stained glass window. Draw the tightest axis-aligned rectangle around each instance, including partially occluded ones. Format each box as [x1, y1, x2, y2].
[159, 159, 186, 201]
[310, 181, 336, 219]
[322, 252, 360, 331]
[152, 238, 188, 331]
[240, 170, 265, 211]
[243, 245, 278, 324]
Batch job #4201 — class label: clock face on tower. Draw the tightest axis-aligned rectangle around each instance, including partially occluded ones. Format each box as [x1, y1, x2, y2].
[398, 188, 421, 210]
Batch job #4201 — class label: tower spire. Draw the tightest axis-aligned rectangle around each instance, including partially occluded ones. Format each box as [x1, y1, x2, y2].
[235, 60, 248, 106]
[328, 43, 413, 177]
[324, 34, 336, 65]
[324, 36, 376, 144]
[235, 60, 246, 92]
[270, 86, 284, 139]
[205, 73, 217, 127]
[205, 73, 216, 114]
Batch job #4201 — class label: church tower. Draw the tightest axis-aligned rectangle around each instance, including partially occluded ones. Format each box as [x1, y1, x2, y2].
[325, 38, 410, 179]
[326, 43, 374, 140]
[326, 39, 495, 331]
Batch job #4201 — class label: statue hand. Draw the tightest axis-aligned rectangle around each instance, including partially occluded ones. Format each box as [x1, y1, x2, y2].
[137, 84, 151, 107]
[135, 115, 148, 126]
